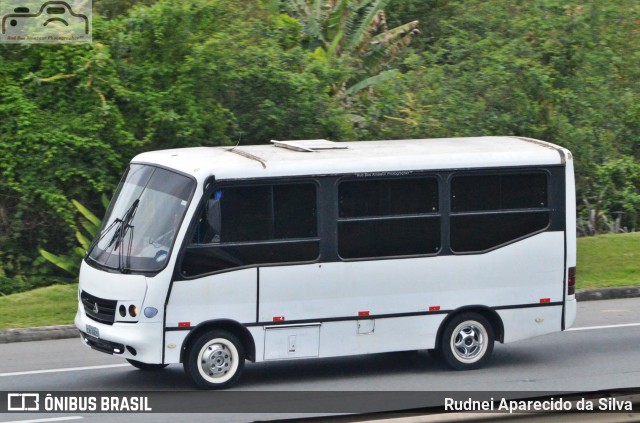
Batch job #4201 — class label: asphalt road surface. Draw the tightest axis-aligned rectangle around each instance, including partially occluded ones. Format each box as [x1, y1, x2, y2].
[1, 297, 639, 422]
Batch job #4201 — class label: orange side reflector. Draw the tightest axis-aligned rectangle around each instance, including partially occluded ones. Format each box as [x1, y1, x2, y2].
[273, 316, 285, 322]
[540, 298, 551, 303]
[358, 311, 370, 317]
[429, 306, 441, 311]
[178, 322, 190, 327]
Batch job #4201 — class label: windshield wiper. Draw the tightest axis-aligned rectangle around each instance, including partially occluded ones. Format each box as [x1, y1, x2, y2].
[87, 217, 121, 257]
[115, 199, 139, 273]
[86, 199, 139, 274]
[105, 199, 139, 250]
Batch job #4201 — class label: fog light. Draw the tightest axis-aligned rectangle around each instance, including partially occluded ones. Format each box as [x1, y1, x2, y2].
[144, 307, 158, 318]
[129, 305, 138, 317]
[119, 305, 126, 317]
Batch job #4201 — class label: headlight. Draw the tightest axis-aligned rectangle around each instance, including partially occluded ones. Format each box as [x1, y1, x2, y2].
[128, 305, 138, 317]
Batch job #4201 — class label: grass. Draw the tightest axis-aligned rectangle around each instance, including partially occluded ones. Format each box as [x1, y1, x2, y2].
[0, 233, 638, 330]
[0, 284, 78, 330]
[576, 232, 640, 289]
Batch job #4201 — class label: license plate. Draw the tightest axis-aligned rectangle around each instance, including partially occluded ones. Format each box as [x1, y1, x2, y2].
[86, 324, 100, 338]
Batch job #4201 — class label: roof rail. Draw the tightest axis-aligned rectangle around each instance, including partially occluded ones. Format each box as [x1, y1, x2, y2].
[271, 139, 348, 152]
[226, 147, 267, 169]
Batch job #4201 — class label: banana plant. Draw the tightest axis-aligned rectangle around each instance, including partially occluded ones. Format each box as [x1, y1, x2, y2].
[288, 0, 419, 97]
[40, 195, 108, 276]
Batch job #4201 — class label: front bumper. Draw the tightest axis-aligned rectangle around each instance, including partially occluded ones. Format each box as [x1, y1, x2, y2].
[75, 305, 163, 364]
[79, 331, 126, 355]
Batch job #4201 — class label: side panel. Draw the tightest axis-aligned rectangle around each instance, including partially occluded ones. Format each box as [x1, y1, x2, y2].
[497, 305, 563, 343]
[264, 324, 320, 360]
[564, 156, 577, 271]
[164, 330, 189, 363]
[165, 268, 257, 328]
[564, 153, 577, 328]
[259, 231, 565, 356]
[319, 315, 445, 357]
[260, 232, 565, 320]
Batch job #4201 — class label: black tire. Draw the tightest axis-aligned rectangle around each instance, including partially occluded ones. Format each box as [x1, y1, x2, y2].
[427, 348, 443, 361]
[440, 312, 494, 370]
[127, 359, 168, 371]
[183, 330, 245, 390]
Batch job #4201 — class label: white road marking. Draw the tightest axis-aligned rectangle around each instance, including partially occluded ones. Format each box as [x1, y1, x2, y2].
[567, 322, 640, 331]
[0, 363, 129, 377]
[1, 417, 83, 423]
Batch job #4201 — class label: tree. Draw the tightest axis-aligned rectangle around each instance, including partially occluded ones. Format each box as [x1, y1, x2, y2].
[286, 0, 419, 98]
[357, 0, 640, 214]
[0, 20, 140, 292]
[40, 197, 107, 276]
[580, 157, 640, 234]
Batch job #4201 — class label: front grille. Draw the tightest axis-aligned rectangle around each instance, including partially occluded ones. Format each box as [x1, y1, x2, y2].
[81, 290, 117, 325]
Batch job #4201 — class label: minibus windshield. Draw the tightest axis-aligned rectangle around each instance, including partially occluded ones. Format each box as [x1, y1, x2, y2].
[87, 164, 195, 273]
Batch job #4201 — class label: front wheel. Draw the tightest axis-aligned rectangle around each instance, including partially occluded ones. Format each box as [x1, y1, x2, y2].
[184, 330, 245, 390]
[126, 359, 168, 371]
[440, 312, 494, 370]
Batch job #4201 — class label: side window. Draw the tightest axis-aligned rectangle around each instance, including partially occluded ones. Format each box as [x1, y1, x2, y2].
[182, 182, 319, 276]
[337, 177, 440, 259]
[451, 173, 547, 212]
[450, 172, 549, 252]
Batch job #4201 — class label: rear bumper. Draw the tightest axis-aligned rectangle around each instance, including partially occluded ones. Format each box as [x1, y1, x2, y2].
[564, 297, 577, 329]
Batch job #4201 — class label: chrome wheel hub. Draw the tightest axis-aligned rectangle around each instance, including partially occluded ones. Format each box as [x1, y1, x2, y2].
[452, 322, 485, 360]
[200, 343, 233, 378]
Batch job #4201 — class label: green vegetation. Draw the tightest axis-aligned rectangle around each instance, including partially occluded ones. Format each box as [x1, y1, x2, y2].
[39, 197, 106, 276]
[1, 0, 639, 294]
[0, 233, 638, 329]
[0, 284, 78, 329]
[577, 232, 640, 289]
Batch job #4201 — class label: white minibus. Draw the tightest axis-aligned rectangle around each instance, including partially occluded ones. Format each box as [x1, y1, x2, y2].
[75, 137, 577, 389]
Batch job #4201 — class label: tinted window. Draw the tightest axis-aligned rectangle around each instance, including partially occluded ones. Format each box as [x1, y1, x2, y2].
[202, 183, 317, 243]
[450, 212, 549, 252]
[183, 182, 319, 276]
[182, 241, 320, 276]
[339, 217, 440, 259]
[273, 184, 317, 239]
[337, 177, 440, 259]
[451, 173, 547, 212]
[218, 185, 271, 242]
[339, 178, 438, 217]
[450, 172, 550, 253]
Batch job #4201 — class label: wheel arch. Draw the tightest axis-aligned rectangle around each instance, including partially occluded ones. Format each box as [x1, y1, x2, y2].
[436, 305, 504, 347]
[180, 319, 256, 363]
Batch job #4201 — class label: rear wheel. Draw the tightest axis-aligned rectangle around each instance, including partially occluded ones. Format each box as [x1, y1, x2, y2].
[440, 312, 494, 370]
[184, 330, 245, 390]
[427, 348, 443, 361]
[126, 359, 168, 371]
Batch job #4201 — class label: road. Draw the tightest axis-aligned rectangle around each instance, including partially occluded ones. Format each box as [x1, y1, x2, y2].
[1, 298, 639, 422]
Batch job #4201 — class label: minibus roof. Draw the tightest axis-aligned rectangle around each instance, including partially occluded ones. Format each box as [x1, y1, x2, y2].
[133, 136, 568, 181]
